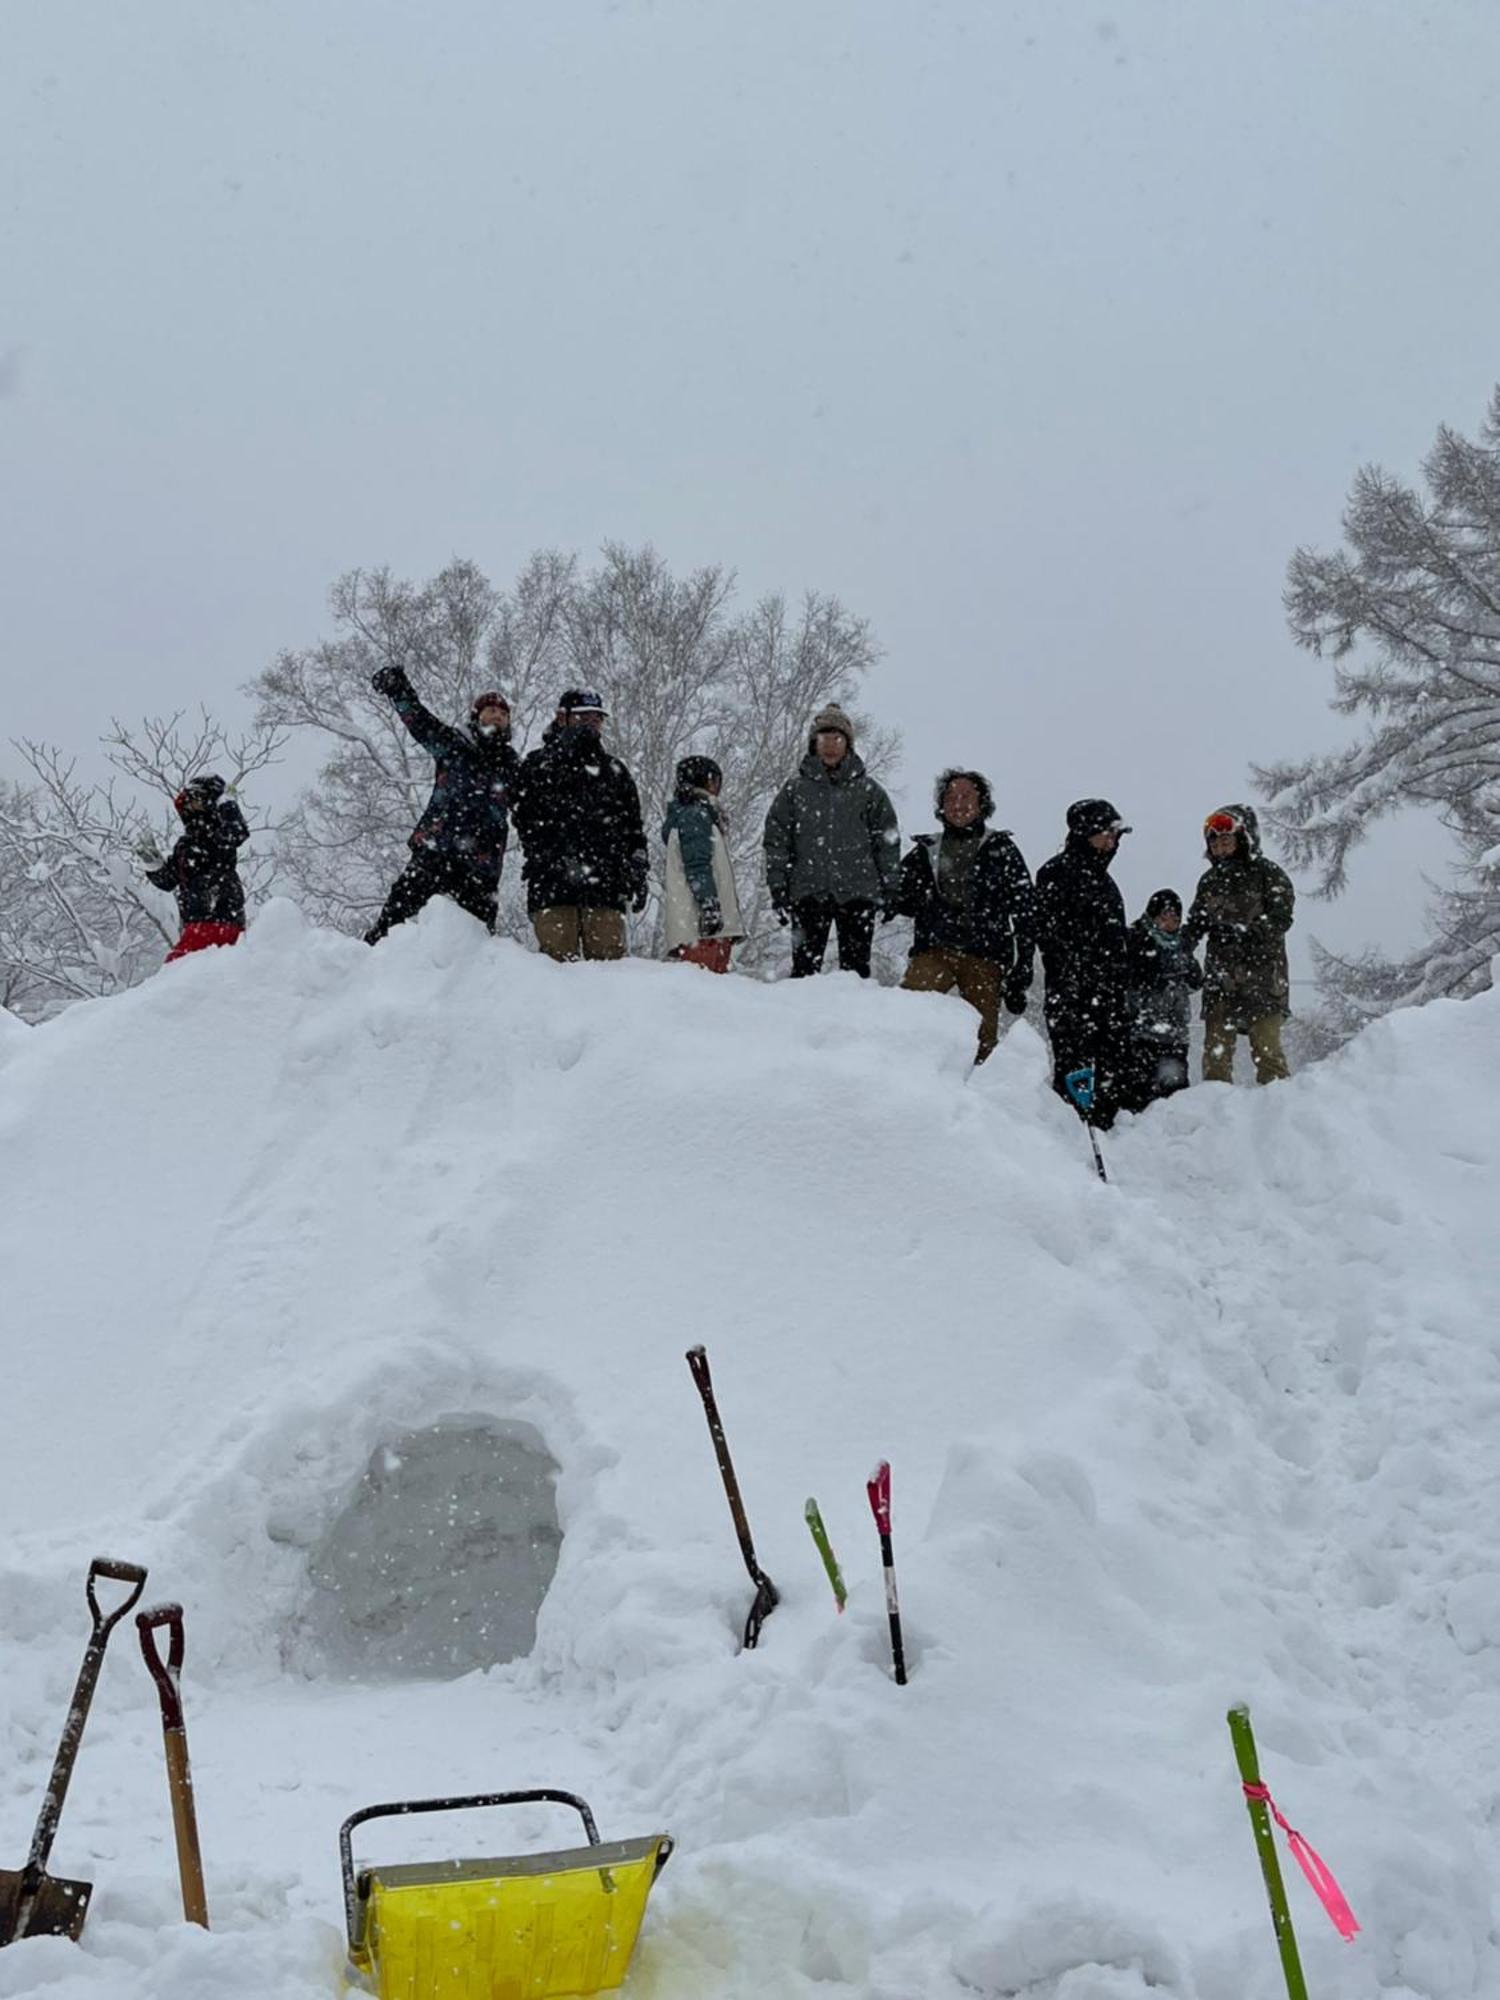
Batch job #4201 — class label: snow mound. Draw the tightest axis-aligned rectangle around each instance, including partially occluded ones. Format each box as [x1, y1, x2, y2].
[1, 898, 1497, 1999]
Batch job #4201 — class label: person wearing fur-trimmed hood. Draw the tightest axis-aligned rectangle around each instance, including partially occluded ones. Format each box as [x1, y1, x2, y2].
[661, 756, 745, 973]
[895, 769, 1037, 1062]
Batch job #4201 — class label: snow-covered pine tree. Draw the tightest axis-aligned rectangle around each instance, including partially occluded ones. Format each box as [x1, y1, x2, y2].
[1258, 386, 1500, 1028]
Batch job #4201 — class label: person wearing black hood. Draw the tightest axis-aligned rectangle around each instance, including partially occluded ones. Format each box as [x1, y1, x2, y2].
[512, 689, 649, 961]
[1035, 798, 1132, 1127]
[895, 769, 1037, 1062]
[1120, 889, 1202, 1109]
[1182, 803, 1294, 1083]
[365, 668, 521, 943]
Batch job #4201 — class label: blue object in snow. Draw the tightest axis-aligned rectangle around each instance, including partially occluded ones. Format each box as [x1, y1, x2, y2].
[1064, 1066, 1096, 1114]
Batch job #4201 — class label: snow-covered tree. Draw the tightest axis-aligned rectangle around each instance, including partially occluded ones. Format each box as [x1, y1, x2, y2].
[0, 715, 282, 1019]
[251, 546, 898, 965]
[1258, 387, 1500, 1024]
[251, 556, 574, 936]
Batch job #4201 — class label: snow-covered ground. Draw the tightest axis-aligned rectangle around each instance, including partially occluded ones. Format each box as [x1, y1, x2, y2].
[1, 900, 1496, 1999]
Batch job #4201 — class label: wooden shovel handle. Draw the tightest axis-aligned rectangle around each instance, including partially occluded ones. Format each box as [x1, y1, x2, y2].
[136, 1604, 208, 1927]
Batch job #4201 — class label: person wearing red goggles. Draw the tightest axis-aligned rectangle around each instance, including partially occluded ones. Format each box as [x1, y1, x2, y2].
[1181, 804, 1295, 1084]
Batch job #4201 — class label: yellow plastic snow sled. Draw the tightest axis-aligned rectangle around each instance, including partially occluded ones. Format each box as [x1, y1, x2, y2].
[339, 1789, 673, 2000]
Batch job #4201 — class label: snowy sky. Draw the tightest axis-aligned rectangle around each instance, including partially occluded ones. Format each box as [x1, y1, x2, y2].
[3, 0, 1496, 973]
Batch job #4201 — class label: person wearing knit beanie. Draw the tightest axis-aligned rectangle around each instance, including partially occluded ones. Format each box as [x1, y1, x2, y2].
[809, 704, 856, 749]
[762, 703, 900, 977]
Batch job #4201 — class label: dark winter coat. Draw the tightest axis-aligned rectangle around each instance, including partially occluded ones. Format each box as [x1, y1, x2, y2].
[1126, 916, 1203, 1049]
[1182, 804, 1295, 1029]
[1035, 833, 1130, 1041]
[512, 724, 648, 914]
[763, 751, 901, 910]
[377, 667, 520, 882]
[147, 799, 250, 926]
[895, 826, 1038, 990]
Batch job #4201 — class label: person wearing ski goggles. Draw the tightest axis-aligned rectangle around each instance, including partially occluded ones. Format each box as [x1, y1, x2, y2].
[1181, 804, 1295, 1084]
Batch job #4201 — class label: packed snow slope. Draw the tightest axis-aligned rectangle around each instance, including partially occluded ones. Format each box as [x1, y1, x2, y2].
[2, 899, 1498, 2000]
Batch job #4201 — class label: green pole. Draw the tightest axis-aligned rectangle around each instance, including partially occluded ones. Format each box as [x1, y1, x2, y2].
[1227, 1704, 1309, 2000]
[804, 1498, 847, 1612]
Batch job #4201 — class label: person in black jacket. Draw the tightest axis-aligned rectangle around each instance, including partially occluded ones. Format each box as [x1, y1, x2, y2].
[365, 666, 520, 944]
[511, 689, 648, 961]
[140, 774, 251, 962]
[896, 769, 1037, 1062]
[1035, 798, 1132, 1128]
[1120, 889, 1203, 1110]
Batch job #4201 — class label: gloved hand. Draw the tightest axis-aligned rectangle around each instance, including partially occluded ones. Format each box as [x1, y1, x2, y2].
[134, 835, 163, 866]
[699, 898, 724, 938]
[1003, 985, 1029, 1016]
[631, 882, 650, 914]
[370, 664, 409, 699]
[771, 898, 791, 928]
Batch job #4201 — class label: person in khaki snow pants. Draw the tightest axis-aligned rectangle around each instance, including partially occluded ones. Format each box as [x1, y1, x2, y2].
[1182, 803, 1295, 1083]
[512, 689, 649, 962]
[894, 769, 1037, 1062]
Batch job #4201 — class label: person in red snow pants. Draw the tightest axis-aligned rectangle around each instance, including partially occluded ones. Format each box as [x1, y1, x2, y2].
[141, 775, 250, 964]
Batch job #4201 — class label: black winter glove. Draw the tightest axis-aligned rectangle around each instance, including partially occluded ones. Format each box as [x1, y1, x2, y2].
[631, 882, 650, 915]
[371, 664, 409, 699]
[699, 898, 724, 938]
[1003, 985, 1029, 1016]
[771, 897, 792, 927]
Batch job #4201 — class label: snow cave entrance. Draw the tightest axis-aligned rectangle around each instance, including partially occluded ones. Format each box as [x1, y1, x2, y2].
[303, 1416, 563, 1680]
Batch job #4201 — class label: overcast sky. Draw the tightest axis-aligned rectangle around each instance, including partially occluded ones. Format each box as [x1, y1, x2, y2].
[4, 0, 1496, 972]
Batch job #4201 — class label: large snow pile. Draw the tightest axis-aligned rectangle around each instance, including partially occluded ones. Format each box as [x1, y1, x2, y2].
[1, 899, 1497, 1999]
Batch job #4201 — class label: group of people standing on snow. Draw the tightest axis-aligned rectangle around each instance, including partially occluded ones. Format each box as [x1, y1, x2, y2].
[140, 672, 1295, 1112]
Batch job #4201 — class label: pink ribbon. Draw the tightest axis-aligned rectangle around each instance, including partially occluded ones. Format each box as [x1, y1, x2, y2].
[1243, 1783, 1360, 1941]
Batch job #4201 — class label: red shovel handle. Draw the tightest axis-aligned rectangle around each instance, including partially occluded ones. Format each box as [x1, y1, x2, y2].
[867, 1459, 892, 1536]
[137, 1603, 187, 1732]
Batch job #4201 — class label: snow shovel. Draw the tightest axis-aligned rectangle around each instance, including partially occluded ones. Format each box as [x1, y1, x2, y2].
[0, 1557, 148, 1946]
[685, 1345, 779, 1649]
[136, 1603, 209, 1928]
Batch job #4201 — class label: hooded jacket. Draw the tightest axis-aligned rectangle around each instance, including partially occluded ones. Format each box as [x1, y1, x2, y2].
[146, 787, 250, 926]
[513, 722, 648, 914]
[763, 729, 901, 910]
[375, 666, 520, 881]
[1035, 830, 1129, 1033]
[1182, 804, 1295, 1028]
[661, 787, 746, 951]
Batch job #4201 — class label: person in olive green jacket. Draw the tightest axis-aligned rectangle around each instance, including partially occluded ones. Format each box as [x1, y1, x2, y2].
[763, 704, 901, 977]
[1182, 803, 1295, 1084]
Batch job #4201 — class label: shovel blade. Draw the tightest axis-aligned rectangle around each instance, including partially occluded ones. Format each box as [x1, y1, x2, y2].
[0, 1867, 93, 1946]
